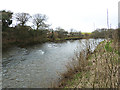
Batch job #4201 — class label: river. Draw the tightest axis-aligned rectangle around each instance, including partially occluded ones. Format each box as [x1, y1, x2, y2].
[2, 39, 104, 88]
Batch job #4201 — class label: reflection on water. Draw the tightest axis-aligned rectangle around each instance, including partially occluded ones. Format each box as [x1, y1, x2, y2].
[2, 39, 104, 88]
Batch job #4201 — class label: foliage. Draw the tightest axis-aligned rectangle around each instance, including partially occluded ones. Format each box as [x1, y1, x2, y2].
[2, 26, 48, 49]
[91, 28, 114, 39]
[1, 10, 13, 31]
[57, 40, 119, 88]
[33, 14, 48, 30]
[55, 27, 68, 39]
[15, 13, 31, 26]
[105, 40, 112, 52]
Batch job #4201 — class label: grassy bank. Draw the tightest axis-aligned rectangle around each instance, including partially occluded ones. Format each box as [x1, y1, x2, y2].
[57, 39, 120, 88]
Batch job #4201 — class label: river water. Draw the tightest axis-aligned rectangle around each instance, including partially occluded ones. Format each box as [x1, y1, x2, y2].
[2, 39, 104, 88]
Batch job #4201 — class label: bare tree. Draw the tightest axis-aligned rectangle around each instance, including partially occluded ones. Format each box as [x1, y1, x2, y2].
[15, 13, 31, 26]
[32, 14, 48, 30]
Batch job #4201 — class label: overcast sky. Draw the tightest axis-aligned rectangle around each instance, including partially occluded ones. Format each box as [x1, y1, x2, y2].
[0, 0, 119, 32]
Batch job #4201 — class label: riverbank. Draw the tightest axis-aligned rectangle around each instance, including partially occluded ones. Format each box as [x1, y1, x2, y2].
[57, 39, 120, 88]
[2, 27, 93, 50]
[2, 36, 84, 51]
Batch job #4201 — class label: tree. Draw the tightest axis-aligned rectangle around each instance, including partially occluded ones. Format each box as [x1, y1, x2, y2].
[15, 13, 31, 26]
[55, 27, 67, 38]
[70, 28, 76, 36]
[1, 10, 13, 30]
[32, 14, 48, 30]
[70, 28, 73, 33]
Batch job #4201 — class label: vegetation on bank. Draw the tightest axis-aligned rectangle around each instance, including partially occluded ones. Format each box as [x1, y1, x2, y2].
[54, 28, 120, 88]
[56, 39, 119, 88]
[1, 9, 120, 88]
[1, 10, 116, 50]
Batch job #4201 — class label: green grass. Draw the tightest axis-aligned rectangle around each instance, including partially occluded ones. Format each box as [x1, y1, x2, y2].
[88, 61, 92, 66]
[105, 40, 119, 55]
[115, 50, 119, 54]
[81, 32, 91, 34]
[105, 40, 113, 52]
[55, 38, 61, 41]
[65, 37, 81, 39]
[64, 72, 82, 88]
[85, 71, 90, 78]
[75, 72, 82, 79]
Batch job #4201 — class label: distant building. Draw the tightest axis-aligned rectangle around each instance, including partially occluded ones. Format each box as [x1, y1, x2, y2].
[118, 1, 120, 28]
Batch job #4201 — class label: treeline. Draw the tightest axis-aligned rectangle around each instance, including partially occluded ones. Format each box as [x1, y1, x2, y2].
[90, 28, 115, 39]
[1, 10, 84, 49]
[1, 10, 49, 49]
[1, 10, 119, 49]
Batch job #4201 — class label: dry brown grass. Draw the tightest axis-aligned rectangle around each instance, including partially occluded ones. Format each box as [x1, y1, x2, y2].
[55, 39, 120, 88]
[77, 40, 119, 88]
[56, 40, 93, 88]
[57, 50, 90, 88]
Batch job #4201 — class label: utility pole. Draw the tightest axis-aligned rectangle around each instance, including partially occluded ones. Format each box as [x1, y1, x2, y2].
[110, 24, 111, 29]
[106, 9, 110, 39]
[118, 1, 120, 28]
[93, 23, 95, 30]
[107, 9, 109, 29]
